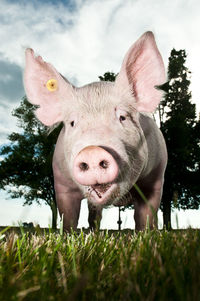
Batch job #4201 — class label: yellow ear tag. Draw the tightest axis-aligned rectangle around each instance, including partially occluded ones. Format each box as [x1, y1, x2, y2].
[46, 79, 58, 92]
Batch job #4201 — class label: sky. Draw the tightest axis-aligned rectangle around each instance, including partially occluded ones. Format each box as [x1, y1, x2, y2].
[0, 0, 200, 229]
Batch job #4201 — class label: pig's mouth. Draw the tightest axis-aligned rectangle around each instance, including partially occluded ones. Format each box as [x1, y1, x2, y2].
[90, 183, 112, 198]
[86, 183, 119, 206]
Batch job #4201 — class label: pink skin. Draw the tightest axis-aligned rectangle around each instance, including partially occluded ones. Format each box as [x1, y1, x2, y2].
[24, 31, 167, 231]
[73, 146, 119, 206]
[73, 146, 119, 186]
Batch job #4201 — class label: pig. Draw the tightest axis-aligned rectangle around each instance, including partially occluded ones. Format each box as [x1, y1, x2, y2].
[24, 31, 167, 231]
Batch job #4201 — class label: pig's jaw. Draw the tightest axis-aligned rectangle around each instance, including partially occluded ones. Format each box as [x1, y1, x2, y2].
[84, 183, 120, 206]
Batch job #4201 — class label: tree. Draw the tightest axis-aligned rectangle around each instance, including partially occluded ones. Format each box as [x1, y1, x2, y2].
[0, 97, 62, 228]
[159, 49, 200, 229]
[99, 72, 117, 82]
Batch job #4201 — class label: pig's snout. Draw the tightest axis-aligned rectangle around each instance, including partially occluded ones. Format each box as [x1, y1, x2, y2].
[73, 146, 119, 186]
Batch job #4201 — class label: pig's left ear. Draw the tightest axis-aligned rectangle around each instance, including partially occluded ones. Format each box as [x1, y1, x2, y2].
[115, 31, 165, 112]
[24, 49, 74, 126]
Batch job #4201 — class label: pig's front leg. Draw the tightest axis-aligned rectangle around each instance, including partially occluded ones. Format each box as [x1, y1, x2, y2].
[88, 203, 102, 230]
[132, 180, 164, 231]
[56, 190, 82, 231]
[53, 163, 83, 231]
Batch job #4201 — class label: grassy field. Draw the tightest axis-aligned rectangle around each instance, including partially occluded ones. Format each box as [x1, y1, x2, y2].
[0, 227, 200, 301]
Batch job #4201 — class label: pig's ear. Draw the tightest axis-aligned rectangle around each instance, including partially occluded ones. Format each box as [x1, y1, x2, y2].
[24, 49, 74, 126]
[115, 31, 165, 112]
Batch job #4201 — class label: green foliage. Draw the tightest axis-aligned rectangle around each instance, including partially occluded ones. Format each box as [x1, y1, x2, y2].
[0, 97, 62, 228]
[159, 49, 200, 225]
[99, 72, 117, 82]
[0, 228, 200, 300]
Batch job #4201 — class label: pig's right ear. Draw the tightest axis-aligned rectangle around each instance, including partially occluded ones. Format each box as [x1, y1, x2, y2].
[115, 32, 165, 113]
[24, 49, 74, 126]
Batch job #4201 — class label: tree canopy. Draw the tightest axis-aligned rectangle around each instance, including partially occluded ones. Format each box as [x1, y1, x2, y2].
[0, 98, 62, 228]
[159, 49, 200, 228]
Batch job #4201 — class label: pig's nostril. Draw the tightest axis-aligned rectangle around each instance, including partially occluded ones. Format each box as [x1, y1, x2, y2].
[73, 146, 119, 186]
[79, 162, 89, 171]
[99, 160, 109, 169]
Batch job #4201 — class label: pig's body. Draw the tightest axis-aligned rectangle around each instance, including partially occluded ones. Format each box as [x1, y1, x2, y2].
[24, 31, 167, 231]
[52, 82, 167, 230]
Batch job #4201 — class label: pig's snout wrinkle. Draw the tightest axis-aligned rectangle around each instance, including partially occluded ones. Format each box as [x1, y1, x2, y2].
[73, 146, 119, 186]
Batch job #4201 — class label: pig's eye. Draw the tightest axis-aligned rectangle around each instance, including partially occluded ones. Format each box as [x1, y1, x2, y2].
[70, 121, 75, 127]
[116, 108, 127, 123]
[119, 115, 126, 122]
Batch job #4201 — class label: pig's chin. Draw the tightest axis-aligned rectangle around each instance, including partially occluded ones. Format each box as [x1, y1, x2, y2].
[84, 183, 120, 206]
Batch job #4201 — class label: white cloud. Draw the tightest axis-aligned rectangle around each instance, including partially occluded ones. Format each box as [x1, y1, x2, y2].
[0, 0, 199, 111]
[0, 0, 199, 81]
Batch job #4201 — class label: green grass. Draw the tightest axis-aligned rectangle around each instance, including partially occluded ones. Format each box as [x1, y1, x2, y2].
[0, 228, 200, 301]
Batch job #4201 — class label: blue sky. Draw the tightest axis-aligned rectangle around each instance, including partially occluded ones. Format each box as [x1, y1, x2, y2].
[0, 0, 200, 228]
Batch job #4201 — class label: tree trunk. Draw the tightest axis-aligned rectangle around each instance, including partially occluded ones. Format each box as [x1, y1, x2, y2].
[163, 197, 172, 230]
[51, 199, 58, 229]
